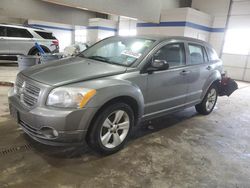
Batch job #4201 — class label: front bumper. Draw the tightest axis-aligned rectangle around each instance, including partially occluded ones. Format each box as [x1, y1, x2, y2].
[8, 88, 97, 146]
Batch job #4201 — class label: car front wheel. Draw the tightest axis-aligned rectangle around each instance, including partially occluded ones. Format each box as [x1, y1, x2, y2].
[87, 102, 134, 155]
[195, 84, 218, 115]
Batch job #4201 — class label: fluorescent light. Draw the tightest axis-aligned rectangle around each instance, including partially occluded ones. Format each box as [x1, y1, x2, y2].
[76, 6, 88, 10]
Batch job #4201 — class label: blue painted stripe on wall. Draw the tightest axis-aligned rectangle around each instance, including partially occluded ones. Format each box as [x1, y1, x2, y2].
[136, 21, 225, 33]
[29, 24, 117, 32]
[137, 21, 186, 27]
[29, 24, 74, 31]
[87, 26, 117, 32]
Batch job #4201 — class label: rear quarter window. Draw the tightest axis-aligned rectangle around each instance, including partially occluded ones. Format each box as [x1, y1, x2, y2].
[207, 47, 219, 61]
[35, 31, 56, 39]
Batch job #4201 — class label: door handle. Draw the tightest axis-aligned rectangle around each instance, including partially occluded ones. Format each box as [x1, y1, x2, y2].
[180, 70, 191, 75]
[206, 65, 212, 70]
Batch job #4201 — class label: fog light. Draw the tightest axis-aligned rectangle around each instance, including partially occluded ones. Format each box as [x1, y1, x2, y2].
[40, 127, 58, 138]
[52, 129, 59, 137]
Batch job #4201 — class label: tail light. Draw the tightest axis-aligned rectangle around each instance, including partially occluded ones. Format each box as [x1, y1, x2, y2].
[52, 40, 59, 46]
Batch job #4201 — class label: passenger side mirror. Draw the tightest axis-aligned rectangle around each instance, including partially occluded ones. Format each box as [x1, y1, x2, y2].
[147, 59, 169, 73]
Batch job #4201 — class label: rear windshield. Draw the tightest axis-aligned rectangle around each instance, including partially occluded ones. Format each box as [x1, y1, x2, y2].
[35, 31, 56, 39]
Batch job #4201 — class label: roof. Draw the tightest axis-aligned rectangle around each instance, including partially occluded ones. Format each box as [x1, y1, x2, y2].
[115, 34, 210, 46]
[0, 23, 46, 32]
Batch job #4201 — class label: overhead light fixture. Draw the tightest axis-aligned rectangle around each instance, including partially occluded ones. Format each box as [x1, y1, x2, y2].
[120, 16, 138, 21]
[76, 6, 88, 10]
[42, 0, 89, 11]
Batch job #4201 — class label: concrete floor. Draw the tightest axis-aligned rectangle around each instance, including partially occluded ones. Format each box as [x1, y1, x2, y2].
[0, 63, 18, 83]
[0, 75, 250, 187]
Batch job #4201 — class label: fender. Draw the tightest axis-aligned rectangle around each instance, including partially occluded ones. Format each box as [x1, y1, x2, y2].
[86, 79, 144, 117]
[200, 69, 221, 100]
[70, 78, 145, 130]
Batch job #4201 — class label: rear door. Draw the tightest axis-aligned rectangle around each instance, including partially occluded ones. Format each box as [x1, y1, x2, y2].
[6, 27, 34, 55]
[185, 43, 211, 103]
[0, 26, 9, 54]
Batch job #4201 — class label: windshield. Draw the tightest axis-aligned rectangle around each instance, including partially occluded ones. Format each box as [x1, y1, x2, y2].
[80, 37, 155, 66]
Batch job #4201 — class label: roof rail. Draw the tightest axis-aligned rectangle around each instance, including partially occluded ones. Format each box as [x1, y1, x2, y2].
[0, 23, 44, 30]
[23, 24, 45, 30]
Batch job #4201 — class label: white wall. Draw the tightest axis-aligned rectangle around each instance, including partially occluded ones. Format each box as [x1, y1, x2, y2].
[192, 0, 231, 56]
[221, 0, 250, 81]
[192, 0, 230, 17]
[75, 26, 87, 43]
[87, 18, 117, 44]
[0, 0, 96, 52]
[118, 17, 137, 36]
[28, 20, 74, 52]
[42, 0, 162, 23]
[0, 0, 96, 25]
[137, 8, 213, 42]
[0, 16, 26, 24]
[185, 8, 212, 41]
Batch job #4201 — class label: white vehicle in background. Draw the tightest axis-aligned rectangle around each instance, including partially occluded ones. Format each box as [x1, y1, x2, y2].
[0, 23, 59, 62]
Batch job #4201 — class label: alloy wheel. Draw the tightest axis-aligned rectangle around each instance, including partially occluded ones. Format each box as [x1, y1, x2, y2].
[206, 88, 217, 111]
[100, 110, 130, 149]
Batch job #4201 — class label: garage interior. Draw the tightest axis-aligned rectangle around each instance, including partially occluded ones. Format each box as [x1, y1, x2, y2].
[0, 0, 250, 187]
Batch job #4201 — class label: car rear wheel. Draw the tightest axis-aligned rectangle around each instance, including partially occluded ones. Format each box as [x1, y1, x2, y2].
[195, 84, 218, 115]
[29, 48, 50, 56]
[87, 102, 134, 155]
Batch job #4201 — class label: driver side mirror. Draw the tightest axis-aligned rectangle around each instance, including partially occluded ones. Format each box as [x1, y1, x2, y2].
[147, 59, 169, 73]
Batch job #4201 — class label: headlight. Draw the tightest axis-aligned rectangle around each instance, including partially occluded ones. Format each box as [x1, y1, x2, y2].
[46, 87, 96, 108]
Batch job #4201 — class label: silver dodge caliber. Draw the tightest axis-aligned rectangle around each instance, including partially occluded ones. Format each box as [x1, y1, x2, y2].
[9, 35, 223, 154]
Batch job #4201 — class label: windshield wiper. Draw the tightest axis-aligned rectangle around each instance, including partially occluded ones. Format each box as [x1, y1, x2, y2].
[87, 56, 110, 62]
[79, 55, 128, 67]
[78, 54, 85, 58]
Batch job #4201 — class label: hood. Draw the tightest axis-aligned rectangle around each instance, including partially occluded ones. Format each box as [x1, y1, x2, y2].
[21, 57, 127, 86]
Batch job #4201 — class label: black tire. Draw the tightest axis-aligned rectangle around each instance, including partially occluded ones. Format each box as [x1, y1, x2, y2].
[87, 102, 134, 155]
[29, 48, 50, 56]
[30, 49, 41, 56]
[195, 84, 218, 115]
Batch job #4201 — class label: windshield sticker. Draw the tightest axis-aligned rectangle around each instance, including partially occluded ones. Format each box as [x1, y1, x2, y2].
[121, 50, 142, 59]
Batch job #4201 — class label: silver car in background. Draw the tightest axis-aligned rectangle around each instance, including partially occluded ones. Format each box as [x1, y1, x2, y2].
[8, 35, 223, 154]
[0, 23, 59, 61]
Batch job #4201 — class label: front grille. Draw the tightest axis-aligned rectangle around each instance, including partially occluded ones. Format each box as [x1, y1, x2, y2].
[15, 76, 41, 107]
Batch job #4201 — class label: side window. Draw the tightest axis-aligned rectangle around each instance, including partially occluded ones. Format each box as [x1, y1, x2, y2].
[154, 43, 185, 68]
[0, 26, 6, 37]
[6, 27, 33, 38]
[35, 31, 56, 39]
[188, 44, 204, 65]
[207, 47, 219, 61]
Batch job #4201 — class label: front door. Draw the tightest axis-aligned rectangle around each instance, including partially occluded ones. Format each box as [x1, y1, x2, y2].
[144, 42, 188, 116]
